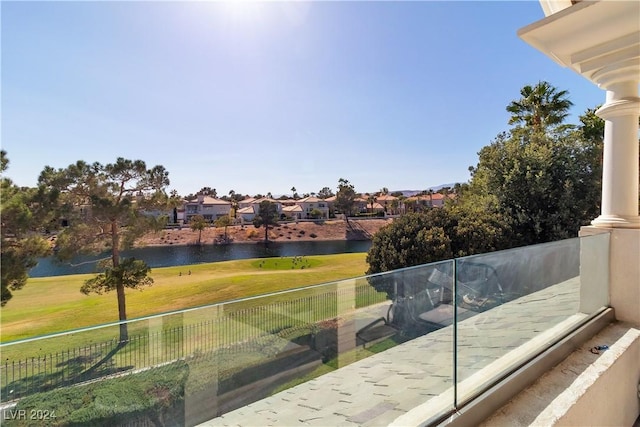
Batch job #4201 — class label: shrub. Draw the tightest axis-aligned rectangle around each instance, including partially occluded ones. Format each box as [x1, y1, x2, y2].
[7, 362, 189, 427]
[309, 209, 323, 219]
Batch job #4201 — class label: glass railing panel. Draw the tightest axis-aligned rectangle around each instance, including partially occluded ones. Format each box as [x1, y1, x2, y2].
[377, 260, 456, 424]
[454, 234, 610, 405]
[3, 235, 610, 425]
[1, 272, 397, 425]
[577, 231, 610, 314]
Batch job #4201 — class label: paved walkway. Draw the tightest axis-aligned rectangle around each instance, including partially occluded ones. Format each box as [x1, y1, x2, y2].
[202, 277, 587, 426]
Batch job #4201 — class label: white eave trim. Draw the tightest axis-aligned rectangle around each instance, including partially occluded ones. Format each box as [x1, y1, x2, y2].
[518, 0, 640, 90]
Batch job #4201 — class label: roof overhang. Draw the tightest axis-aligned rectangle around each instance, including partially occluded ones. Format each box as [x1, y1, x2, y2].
[519, 0, 640, 90]
[539, 0, 575, 16]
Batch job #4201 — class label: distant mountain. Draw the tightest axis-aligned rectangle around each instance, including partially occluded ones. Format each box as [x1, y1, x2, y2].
[392, 183, 458, 197]
[427, 183, 458, 192]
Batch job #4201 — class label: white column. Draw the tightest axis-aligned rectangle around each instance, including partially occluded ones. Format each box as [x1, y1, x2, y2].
[591, 81, 640, 229]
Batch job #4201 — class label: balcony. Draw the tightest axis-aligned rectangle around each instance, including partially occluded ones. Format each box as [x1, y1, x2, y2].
[3, 233, 632, 426]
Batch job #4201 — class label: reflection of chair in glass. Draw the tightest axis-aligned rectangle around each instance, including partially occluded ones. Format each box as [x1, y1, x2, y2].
[410, 263, 504, 329]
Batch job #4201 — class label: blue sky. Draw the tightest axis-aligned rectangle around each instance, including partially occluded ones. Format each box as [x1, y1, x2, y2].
[2, 1, 605, 197]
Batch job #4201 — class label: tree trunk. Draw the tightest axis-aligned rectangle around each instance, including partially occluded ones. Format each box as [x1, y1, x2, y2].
[264, 224, 269, 244]
[112, 221, 128, 343]
[116, 284, 128, 343]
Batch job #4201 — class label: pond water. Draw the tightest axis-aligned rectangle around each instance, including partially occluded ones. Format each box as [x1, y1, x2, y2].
[30, 240, 373, 277]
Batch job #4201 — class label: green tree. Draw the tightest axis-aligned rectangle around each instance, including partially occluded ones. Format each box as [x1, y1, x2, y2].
[366, 84, 601, 291]
[390, 198, 399, 215]
[404, 198, 418, 213]
[253, 200, 279, 243]
[579, 106, 604, 144]
[506, 81, 573, 131]
[198, 187, 217, 198]
[468, 125, 601, 245]
[0, 150, 8, 171]
[318, 186, 334, 199]
[38, 157, 170, 341]
[366, 209, 511, 297]
[467, 83, 601, 245]
[309, 208, 323, 219]
[335, 178, 356, 221]
[190, 215, 208, 245]
[397, 194, 407, 214]
[367, 194, 377, 213]
[214, 215, 233, 241]
[366, 212, 453, 276]
[167, 189, 182, 223]
[231, 200, 239, 219]
[1, 151, 56, 305]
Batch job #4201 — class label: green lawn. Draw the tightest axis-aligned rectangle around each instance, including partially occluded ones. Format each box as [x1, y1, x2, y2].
[1, 253, 368, 342]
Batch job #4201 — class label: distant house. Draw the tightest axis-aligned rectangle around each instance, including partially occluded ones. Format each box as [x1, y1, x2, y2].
[282, 204, 303, 220]
[375, 194, 399, 215]
[279, 198, 298, 206]
[429, 193, 447, 208]
[324, 195, 337, 217]
[184, 195, 231, 223]
[404, 193, 455, 211]
[176, 207, 185, 224]
[238, 197, 257, 209]
[354, 197, 369, 214]
[237, 197, 282, 222]
[237, 206, 257, 222]
[295, 196, 329, 219]
[354, 196, 384, 214]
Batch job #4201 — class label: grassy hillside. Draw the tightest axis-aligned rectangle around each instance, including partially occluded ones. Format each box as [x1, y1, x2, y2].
[1, 253, 368, 342]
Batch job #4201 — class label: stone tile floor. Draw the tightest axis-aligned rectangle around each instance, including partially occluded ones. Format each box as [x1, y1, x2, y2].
[202, 277, 588, 426]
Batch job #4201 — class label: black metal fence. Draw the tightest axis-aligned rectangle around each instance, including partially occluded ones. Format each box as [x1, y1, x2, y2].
[1, 282, 386, 402]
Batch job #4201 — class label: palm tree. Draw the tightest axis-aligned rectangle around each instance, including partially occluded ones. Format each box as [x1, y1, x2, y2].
[506, 81, 573, 131]
[367, 194, 377, 214]
[214, 215, 232, 242]
[390, 198, 399, 215]
[190, 215, 207, 245]
[231, 200, 239, 219]
[397, 195, 406, 215]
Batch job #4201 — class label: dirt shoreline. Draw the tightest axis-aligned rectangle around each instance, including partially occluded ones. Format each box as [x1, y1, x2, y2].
[135, 219, 392, 248]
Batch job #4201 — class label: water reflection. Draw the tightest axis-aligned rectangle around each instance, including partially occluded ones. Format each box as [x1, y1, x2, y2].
[31, 240, 372, 277]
